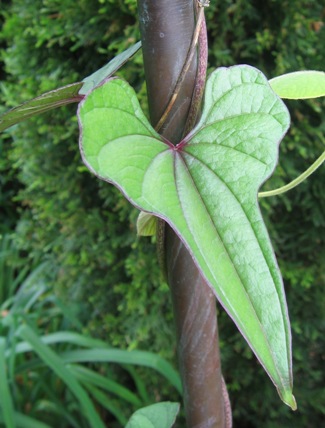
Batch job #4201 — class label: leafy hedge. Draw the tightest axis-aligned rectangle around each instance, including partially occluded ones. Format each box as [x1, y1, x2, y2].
[0, 0, 324, 426]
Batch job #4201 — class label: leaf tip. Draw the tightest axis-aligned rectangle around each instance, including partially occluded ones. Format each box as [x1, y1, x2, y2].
[278, 388, 297, 411]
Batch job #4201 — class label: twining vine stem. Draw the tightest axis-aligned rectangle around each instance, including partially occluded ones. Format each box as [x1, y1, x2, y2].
[138, 0, 231, 426]
[154, 5, 205, 133]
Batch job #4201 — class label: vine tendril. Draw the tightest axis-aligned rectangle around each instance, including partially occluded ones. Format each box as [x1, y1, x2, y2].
[258, 150, 325, 198]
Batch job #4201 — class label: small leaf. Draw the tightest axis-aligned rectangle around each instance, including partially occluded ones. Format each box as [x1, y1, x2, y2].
[0, 42, 141, 132]
[80, 41, 141, 95]
[269, 70, 325, 99]
[137, 211, 158, 236]
[0, 83, 83, 132]
[78, 65, 295, 408]
[125, 402, 180, 428]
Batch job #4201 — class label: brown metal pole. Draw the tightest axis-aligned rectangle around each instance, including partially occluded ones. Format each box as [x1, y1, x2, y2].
[137, 1, 230, 427]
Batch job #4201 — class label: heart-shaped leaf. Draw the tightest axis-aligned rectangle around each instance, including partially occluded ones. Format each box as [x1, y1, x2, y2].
[78, 65, 296, 409]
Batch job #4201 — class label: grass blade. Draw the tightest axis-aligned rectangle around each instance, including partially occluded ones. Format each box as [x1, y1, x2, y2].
[69, 364, 142, 406]
[12, 331, 113, 355]
[0, 411, 52, 428]
[60, 349, 182, 395]
[125, 365, 150, 405]
[11, 333, 182, 395]
[0, 337, 15, 428]
[17, 324, 105, 428]
[84, 383, 128, 426]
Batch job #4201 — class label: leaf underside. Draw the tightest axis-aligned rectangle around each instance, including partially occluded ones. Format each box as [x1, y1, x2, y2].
[0, 41, 141, 132]
[78, 65, 296, 409]
[0, 83, 83, 132]
[137, 211, 158, 236]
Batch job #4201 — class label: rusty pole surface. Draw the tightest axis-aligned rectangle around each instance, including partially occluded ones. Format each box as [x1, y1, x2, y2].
[137, 1, 228, 427]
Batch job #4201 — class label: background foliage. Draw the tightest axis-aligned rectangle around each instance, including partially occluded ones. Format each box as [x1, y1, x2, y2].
[0, 0, 324, 427]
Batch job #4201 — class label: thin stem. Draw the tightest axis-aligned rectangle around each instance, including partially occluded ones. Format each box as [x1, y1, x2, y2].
[154, 7, 205, 133]
[259, 150, 325, 198]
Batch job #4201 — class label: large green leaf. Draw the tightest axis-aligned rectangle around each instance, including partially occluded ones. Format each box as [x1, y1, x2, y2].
[78, 65, 296, 409]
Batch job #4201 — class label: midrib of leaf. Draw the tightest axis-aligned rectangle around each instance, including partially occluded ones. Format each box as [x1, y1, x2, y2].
[197, 150, 291, 381]
[174, 149, 289, 389]
[181, 148, 272, 269]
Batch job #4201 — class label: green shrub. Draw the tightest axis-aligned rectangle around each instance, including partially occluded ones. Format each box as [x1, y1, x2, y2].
[0, 0, 172, 355]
